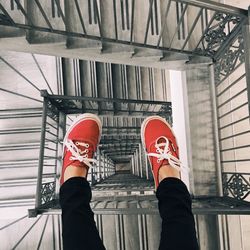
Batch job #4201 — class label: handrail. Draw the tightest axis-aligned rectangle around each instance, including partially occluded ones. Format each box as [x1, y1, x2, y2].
[171, 0, 248, 16]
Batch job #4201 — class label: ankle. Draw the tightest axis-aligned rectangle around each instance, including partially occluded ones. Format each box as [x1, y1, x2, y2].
[63, 165, 88, 183]
[158, 165, 180, 183]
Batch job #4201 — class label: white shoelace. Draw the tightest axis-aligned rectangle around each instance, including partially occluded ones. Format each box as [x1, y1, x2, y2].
[65, 139, 97, 168]
[147, 136, 188, 173]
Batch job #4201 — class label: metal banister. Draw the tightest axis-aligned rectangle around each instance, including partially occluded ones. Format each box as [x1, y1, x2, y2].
[171, 0, 248, 16]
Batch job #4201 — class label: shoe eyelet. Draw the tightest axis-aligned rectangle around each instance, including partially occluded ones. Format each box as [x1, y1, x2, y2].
[75, 142, 79, 145]
[86, 144, 89, 148]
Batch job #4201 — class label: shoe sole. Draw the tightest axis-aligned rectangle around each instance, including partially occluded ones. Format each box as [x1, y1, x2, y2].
[62, 113, 102, 157]
[140, 115, 177, 189]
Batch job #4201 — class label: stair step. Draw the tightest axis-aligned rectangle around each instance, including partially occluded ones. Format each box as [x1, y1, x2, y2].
[0, 117, 42, 130]
[98, 0, 135, 57]
[132, 0, 161, 46]
[66, 38, 102, 51]
[92, 183, 154, 197]
[61, 58, 79, 96]
[79, 60, 99, 111]
[0, 108, 42, 119]
[132, 48, 163, 60]
[0, 184, 36, 201]
[101, 43, 134, 57]
[0, 1, 25, 38]
[64, 0, 102, 50]
[96, 62, 114, 114]
[0, 132, 41, 145]
[0, 36, 189, 69]
[26, 0, 65, 44]
[0, 26, 25, 39]
[0, 147, 40, 162]
[0, 142, 40, 151]
[111, 64, 129, 114]
[0, 159, 39, 169]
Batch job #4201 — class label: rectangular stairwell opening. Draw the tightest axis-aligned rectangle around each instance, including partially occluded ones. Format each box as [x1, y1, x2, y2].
[28, 89, 171, 217]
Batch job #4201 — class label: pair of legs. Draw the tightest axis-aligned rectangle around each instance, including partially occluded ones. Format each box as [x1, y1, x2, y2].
[59, 114, 199, 250]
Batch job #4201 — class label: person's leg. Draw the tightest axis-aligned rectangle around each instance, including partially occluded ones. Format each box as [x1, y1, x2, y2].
[60, 175, 105, 250]
[141, 116, 199, 250]
[59, 114, 105, 250]
[156, 168, 199, 250]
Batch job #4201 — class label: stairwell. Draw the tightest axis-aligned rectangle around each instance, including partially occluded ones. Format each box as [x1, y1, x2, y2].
[0, 0, 250, 250]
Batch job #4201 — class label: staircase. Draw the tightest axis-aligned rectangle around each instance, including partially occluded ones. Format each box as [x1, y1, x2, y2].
[0, 0, 250, 250]
[1, 0, 247, 67]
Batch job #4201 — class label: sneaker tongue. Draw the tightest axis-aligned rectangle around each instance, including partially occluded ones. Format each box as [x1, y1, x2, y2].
[157, 137, 166, 144]
[155, 137, 169, 152]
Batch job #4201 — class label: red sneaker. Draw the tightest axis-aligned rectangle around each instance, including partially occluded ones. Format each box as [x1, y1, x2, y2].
[60, 113, 102, 185]
[141, 116, 182, 189]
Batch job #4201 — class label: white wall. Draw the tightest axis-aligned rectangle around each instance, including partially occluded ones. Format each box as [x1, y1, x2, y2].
[169, 70, 191, 191]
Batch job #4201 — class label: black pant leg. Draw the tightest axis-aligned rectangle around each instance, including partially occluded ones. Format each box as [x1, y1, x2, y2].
[156, 177, 199, 250]
[59, 177, 106, 250]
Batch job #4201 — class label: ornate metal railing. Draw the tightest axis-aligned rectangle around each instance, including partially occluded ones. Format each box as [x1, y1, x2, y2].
[214, 30, 244, 83]
[214, 8, 250, 204]
[31, 94, 61, 216]
[0, 0, 247, 59]
[223, 172, 250, 201]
